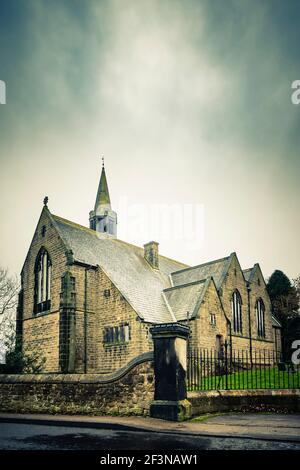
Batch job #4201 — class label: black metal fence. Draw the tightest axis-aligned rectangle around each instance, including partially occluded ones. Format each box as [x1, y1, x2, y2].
[187, 343, 300, 391]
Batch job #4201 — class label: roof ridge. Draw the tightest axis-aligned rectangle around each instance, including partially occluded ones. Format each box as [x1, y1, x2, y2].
[53, 214, 100, 236]
[163, 278, 207, 292]
[171, 255, 230, 276]
[159, 253, 188, 267]
[161, 292, 178, 322]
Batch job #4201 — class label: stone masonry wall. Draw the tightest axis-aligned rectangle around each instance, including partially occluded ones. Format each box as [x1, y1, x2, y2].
[94, 269, 153, 373]
[0, 355, 154, 416]
[220, 256, 274, 353]
[21, 208, 69, 372]
[67, 265, 153, 374]
[188, 389, 300, 415]
[187, 281, 229, 351]
[22, 208, 68, 321]
[23, 312, 60, 372]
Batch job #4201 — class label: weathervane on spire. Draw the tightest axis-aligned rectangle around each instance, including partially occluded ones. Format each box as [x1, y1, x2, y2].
[102, 156, 105, 168]
[43, 196, 48, 206]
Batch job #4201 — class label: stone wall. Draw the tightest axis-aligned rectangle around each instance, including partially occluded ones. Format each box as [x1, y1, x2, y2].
[65, 263, 153, 374]
[23, 312, 60, 372]
[21, 207, 69, 372]
[21, 208, 67, 321]
[221, 255, 274, 352]
[188, 389, 300, 415]
[188, 280, 229, 351]
[178, 255, 276, 355]
[90, 268, 153, 374]
[0, 353, 154, 416]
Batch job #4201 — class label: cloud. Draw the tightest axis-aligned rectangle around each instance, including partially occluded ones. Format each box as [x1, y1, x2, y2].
[0, 0, 299, 279]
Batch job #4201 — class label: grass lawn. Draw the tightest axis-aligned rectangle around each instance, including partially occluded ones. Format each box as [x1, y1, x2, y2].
[187, 366, 300, 391]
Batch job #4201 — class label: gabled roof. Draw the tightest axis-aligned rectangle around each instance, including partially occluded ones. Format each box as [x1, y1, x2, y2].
[170, 254, 233, 290]
[243, 268, 253, 282]
[51, 213, 187, 324]
[243, 263, 266, 286]
[163, 278, 211, 321]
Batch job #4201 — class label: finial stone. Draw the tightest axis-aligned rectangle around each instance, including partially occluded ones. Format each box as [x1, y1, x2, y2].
[43, 196, 48, 206]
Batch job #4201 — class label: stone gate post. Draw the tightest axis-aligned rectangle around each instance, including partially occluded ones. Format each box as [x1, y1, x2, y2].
[149, 323, 191, 421]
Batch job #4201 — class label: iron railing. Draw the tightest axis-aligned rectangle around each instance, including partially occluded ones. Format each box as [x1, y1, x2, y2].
[187, 343, 300, 391]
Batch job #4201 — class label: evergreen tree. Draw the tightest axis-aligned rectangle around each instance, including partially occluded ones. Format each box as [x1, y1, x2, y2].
[267, 270, 300, 359]
[267, 270, 292, 299]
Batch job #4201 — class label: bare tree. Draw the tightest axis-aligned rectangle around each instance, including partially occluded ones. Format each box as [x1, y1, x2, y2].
[0, 266, 19, 336]
[0, 267, 20, 363]
[293, 275, 300, 311]
[0, 267, 19, 320]
[0, 265, 46, 373]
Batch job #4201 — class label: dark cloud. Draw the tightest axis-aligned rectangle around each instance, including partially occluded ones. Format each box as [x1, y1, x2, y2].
[0, 0, 299, 279]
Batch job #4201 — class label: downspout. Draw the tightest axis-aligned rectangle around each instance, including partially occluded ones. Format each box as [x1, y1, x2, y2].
[218, 285, 232, 362]
[228, 320, 232, 362]
[15, 287, 24, 353]
[247, 283, 253, 367]
[84, 268, 88, 373]
[274, 327, 278, 359]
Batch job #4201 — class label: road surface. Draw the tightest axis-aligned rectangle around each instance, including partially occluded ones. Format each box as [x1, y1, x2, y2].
[0, 413, 299, 450]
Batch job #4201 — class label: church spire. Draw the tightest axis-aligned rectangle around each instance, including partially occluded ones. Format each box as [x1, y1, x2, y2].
[89, 158, 117, 237]
[94, 158, 111, 212]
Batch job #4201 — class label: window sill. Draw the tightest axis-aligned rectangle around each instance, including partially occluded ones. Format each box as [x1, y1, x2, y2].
[103, 342, 129, 348]
[34, 300, 51, 314]
[32, 310, 52, 318]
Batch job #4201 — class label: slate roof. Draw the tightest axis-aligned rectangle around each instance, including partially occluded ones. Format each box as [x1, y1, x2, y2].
[243, 268, 253, 282]
[49, 211, 271, 327]
[52, 213, 187, 324]
[163, 279, 210, 321]
[170, 255, 232, 289]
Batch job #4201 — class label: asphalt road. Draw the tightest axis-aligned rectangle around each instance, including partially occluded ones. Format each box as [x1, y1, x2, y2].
[0, 421, 300, 450]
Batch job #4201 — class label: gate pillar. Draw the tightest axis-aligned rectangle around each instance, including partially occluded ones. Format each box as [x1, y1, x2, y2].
[149, 323, 191, 421]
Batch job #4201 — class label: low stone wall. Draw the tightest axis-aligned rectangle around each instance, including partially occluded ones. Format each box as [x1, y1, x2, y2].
[188, 389, 300, 415]
[0, 352, 154, 416]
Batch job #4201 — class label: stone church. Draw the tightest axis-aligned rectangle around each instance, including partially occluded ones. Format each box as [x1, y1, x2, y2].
[16, 163, 282, 373]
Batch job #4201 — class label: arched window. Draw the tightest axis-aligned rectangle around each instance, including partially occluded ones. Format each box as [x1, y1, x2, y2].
[256, 298, 265, 338]
[34, 248, 51, 314]
[231, 290, 242, 334]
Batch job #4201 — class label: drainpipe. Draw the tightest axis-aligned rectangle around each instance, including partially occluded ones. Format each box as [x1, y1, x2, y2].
[228, 320, 232, 363]
[84, 268, 88, 373]
[247, 283, 253, 367]
[218, 286, 232, 362]
[186, 310, 190, 355]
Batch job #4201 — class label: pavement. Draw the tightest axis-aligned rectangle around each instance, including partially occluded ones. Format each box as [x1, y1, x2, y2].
[0, 412, 299, 446]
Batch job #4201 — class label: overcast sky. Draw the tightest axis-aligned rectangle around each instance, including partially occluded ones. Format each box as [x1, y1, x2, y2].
[0, 0, 299, 280]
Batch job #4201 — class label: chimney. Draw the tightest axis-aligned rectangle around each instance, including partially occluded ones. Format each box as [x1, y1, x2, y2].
[144, 241, 159, 269]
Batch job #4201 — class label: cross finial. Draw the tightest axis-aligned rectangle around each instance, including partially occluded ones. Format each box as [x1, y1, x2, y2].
[43, 196, 48, 206]
[102, 156, 105, 168]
